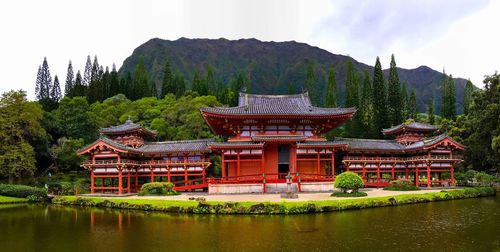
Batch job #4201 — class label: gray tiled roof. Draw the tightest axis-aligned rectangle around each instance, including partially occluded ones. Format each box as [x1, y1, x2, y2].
[382, 121, 439, 135]
[334, 138, 404, 151]
[79, 137, 214, 154]
[200, 92, 356, 116]
[137, 139, 215, 153]
[100, 119, 157, 136]
[335, 133, 463, 152]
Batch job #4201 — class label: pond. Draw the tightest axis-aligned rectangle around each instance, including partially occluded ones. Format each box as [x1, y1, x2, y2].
[0, 195, 499, 251]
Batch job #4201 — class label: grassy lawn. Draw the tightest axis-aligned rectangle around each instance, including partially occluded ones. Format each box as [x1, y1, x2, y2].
[57, 187, 496, 213]
[60, 196, 199, 207]
[0, 195, 28, 204]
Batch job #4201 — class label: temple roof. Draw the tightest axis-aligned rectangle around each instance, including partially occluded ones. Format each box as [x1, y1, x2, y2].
[200, 92, 356, 117]
[334, 133, 465, 152]
[137, 139, 215, 154]
[382, 121, 439, 135]
[100, 119, 157, 137]
[208, 142, 265, 149]
[296, 141, 348, 149]
[78, 137, 214, 155]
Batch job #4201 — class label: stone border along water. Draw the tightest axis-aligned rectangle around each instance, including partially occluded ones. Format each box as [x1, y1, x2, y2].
[50, 187, 496, 215]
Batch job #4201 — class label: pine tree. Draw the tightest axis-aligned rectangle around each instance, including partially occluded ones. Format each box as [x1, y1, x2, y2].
[287, 83, 296, 94]
[441, 73, 457, 119]
[427, 97, 435, 125]
[463, 79, 473, 115]
[345, 60, 361, 137]
[39, 57, 52, 100]
[50, 75, 62, 102]
[401, 81, 409, 119]
[372, 57, 389, 136]
[325, 67, 337, 107]
[35, 65, 43, 100]
[83, 55, 92, 86]
[109, 64, 120, 96]
[360, 70, 375, 138]
[132, 57, 150, 99]
[161, 60, 174, 97]
[447, 75, 457, 119]
[174, 73, 186, 97]
[206, 65, 216, 95]
[192, 71, 201, 94]
[305, 60, 317, 105]
[70, 71, 86, 97]
[64, 60, 74, 96]
[387, 54, 402, 125]
[409, 90, 417, 119]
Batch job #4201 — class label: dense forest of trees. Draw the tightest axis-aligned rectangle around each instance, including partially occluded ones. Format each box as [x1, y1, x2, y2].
[0, 55, 497, 183]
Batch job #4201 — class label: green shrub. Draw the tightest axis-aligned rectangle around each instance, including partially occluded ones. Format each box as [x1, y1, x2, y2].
[474, 172, 495, 186]
[0, 184, 48, 201]
[331, 191, 367, 197]
[138, 182, 179, 196]
[384, 179, 420, 191]
[334, 172, 364, 193]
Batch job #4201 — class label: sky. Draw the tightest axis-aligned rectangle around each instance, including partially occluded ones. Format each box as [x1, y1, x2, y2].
[0, 0, 498, 100]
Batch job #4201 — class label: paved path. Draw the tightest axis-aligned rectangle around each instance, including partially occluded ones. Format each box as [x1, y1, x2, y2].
[120, 188, 449, 202]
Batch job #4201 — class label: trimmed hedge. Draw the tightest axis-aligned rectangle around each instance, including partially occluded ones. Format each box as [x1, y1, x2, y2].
[332, 191, 368, 197]
[52, 187, 496, 215]
[138, 182, 179, 196]
[334, 172, 364, 193]
[384, 179, 420, 191]
[0, 184, 48, 201]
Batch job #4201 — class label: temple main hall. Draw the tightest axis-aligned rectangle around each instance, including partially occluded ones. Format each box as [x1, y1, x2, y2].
[78, 92, 464, 194]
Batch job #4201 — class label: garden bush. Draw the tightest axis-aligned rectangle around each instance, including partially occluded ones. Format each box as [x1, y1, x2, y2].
[331, 191, 367, 197]
[0, 184, 48, 201]
[334, 172, 364, 193]
[384, 179, 420, 191]
[138, 182, 179, 196]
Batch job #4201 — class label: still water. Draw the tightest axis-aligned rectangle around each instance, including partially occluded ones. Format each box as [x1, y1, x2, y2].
[0, 196, 499, 252]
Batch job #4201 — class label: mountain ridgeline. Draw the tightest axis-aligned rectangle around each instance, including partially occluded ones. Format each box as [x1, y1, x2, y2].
[119, 38, 468, 113]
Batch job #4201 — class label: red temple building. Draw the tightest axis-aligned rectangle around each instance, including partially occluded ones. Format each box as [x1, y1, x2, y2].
[78, 118, 214, 194]
[79, 92, 465, 194]
[340, 122, 465, 187]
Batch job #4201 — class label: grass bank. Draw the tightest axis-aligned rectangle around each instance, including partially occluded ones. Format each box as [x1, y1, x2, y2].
[0, 195, 28, 204]
[52, 187, 496, 215]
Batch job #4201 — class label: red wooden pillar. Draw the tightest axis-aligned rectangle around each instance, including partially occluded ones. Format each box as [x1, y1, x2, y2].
[221, 150, 226, 179]
[260, 149, 265, 174]
[102, 177, 105, 193]
[405, 165, 409, 179]
[236, 151, 241, 179]
[134, 168, 138, 192]
[362, 163, 366, 179]
[150, 167, 154, 183]
[450, 164, 455, 186]
[127, 169, 131, 193]
[391, 163, 395, 180]
[202, 165, 206, 182]
[118, 168, 123, 194]
[426, 162, 431, 188]
[415, 165, 419, 187]
[184, 165, 188, 186]
[167, 166, 171, 183]
[90, 168, 95, 194]
[316, 151, 320, 178]
[331, 149, 335, 179]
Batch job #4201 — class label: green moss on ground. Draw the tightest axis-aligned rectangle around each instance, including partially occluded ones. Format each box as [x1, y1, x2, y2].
[52, 187, 496, 215]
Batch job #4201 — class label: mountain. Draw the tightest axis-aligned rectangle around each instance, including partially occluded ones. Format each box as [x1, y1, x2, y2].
[119, 37, 469, 113]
